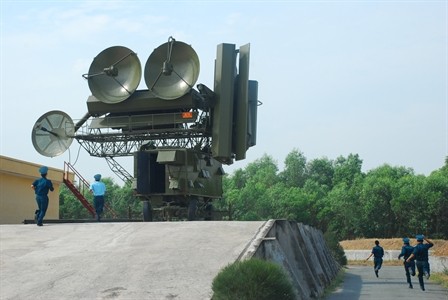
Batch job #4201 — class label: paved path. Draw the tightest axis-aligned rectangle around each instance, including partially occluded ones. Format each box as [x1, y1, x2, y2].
[0, 221, 266, 300]
[327, 265, 448, 300]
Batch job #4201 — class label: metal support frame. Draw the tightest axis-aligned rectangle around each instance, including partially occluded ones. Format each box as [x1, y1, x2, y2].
[75, 133, 212, 157]
[105, 157, 134, 184]
[73, 107, 213, 157]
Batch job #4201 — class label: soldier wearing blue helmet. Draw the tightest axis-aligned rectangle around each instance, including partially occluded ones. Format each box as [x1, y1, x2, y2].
[89, 174, 106, 221]
[31, 166, 54, 226]
[365, 240, 384, 277]
[398, 237, 415, 288]
[406, 234, 434, 291]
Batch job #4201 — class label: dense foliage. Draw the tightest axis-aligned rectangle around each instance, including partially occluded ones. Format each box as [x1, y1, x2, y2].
[216, 149, 448, 240]
[60, 149, 448, 241]
[60, 178, 142, 220]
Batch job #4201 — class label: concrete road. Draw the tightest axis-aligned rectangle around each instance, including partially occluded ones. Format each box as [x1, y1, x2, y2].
[326, 265, 448, 300]
[0, 221, 266, 300]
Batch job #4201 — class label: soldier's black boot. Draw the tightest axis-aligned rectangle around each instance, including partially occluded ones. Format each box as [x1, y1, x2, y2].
[419, 276, 425, 291]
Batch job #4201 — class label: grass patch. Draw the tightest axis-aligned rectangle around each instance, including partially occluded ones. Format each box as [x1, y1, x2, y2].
[430, 269, 448, 289]
[211, 258, 295, 300]
[348, 260, 404, 266]
[320, 267, 346, 299]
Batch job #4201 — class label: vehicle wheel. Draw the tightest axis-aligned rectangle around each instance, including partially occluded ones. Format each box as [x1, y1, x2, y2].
[204, 203, 213, 220]
[188, 197, 197, 221]
[143, 200, 153, 222]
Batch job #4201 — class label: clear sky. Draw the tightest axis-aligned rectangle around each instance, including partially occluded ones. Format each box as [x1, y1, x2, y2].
[1, 0, 447, 185]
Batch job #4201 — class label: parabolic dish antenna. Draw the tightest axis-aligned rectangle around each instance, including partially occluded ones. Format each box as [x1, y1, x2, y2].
[31, 110, 75, 157]
[83, 46, 142, 104]
[145, 37, 200, 100]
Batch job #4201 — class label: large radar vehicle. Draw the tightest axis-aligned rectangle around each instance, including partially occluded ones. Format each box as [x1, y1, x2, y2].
[31, 37, 259, 221]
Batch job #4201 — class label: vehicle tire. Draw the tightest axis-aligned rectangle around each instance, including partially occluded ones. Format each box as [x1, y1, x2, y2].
[204, 203, 213, 220]
[143, 200, 153, 222]
[188, 197, 197, 221]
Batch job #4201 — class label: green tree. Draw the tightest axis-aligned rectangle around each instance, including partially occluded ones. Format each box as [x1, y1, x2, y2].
[279, 148, 307, 188]
[425, 167, 448, 237]
[221, 152, 448, 240]
[305, 157, 334, 189]
[393, 174, 427, 236]
[60, 177, 143, 220]
[59, 184, 92, 219]
[107, 182, 142, 219]
[301, 179, 330, 229]
[225, 155, 278, 221]
[319, 179, 363, 239]
[332, 153, 363, 186]
[313, 154, 365, 239]
[268, 183, 312, 224]
[360, 165, 413, 237]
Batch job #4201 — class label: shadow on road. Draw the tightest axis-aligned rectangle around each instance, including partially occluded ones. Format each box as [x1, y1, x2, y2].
[326, 267, 362, 300]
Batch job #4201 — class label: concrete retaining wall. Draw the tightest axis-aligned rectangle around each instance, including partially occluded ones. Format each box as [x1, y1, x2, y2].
[239, 220, 340, 300]
[345, 250, 448, 273]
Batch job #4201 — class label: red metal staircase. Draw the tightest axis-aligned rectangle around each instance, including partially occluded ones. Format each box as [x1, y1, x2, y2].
[63, 162, 117, 219]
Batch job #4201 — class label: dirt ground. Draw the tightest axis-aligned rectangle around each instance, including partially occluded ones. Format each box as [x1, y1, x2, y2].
[340, 238, 448, 256]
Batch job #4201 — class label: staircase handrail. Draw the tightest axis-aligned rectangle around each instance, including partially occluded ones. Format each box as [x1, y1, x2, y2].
[64, 161, 118, 218]
[64, 162, 90, 191]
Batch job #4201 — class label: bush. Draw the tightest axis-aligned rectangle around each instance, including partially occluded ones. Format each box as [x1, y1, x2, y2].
[212, 258, 295, 300]
[324, 230, 347, 266]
